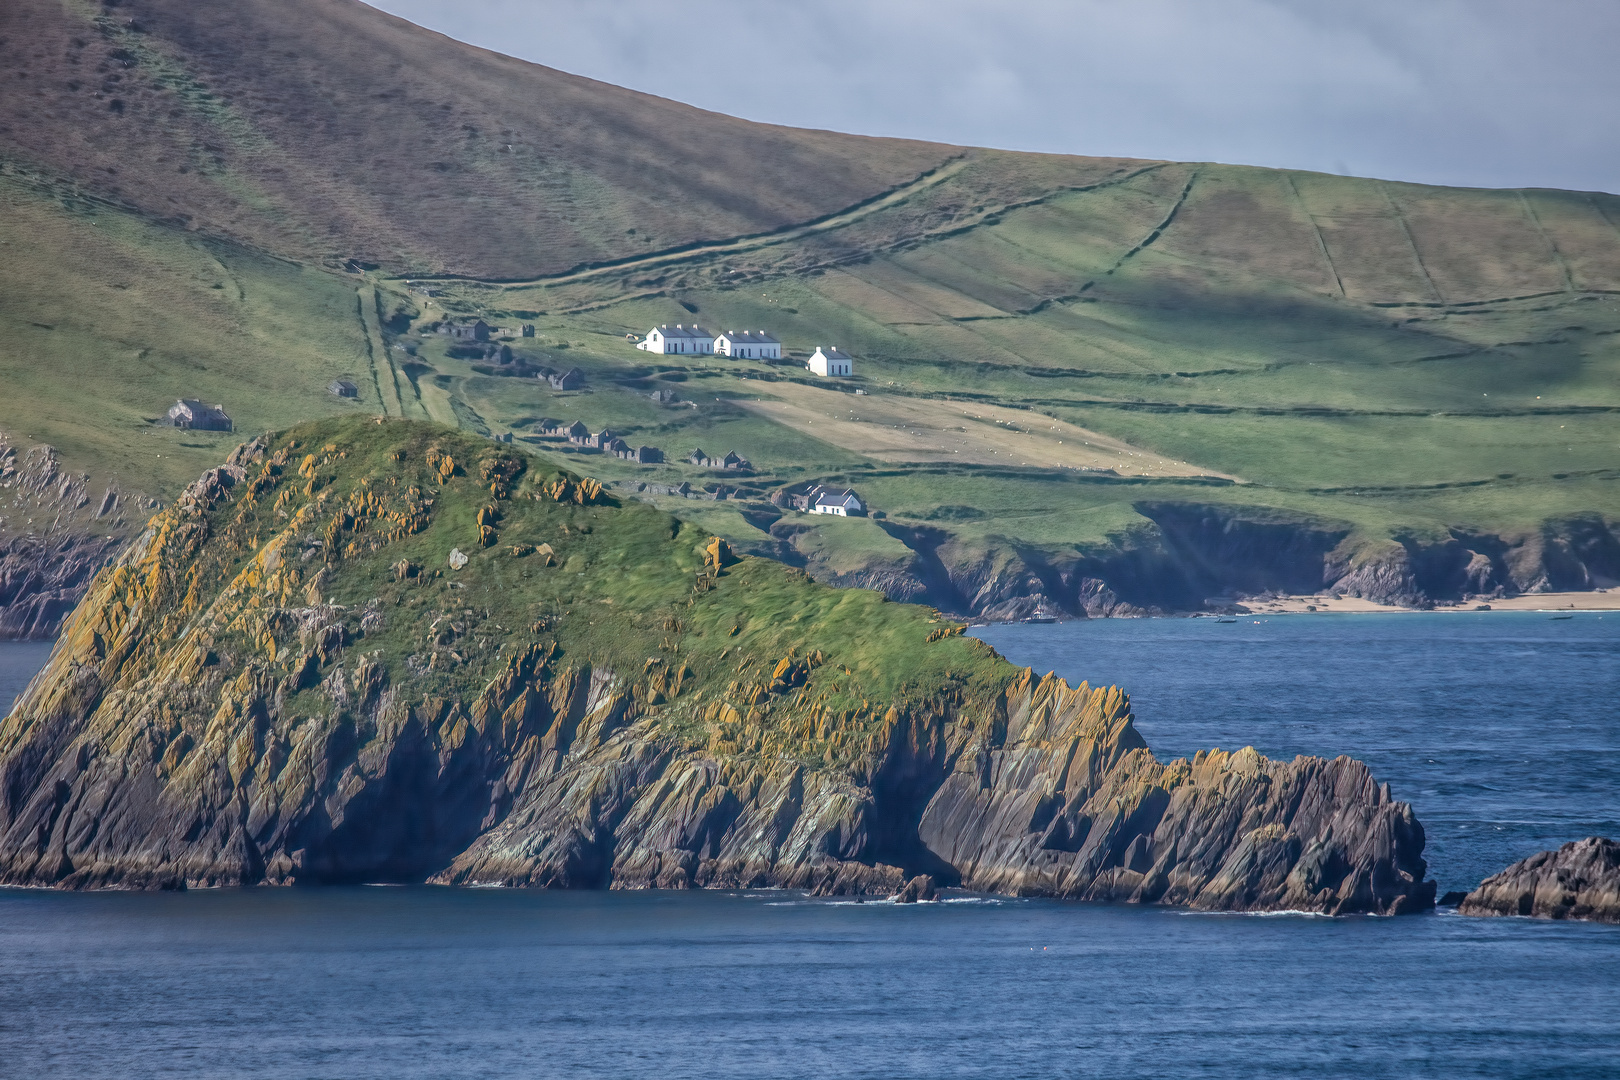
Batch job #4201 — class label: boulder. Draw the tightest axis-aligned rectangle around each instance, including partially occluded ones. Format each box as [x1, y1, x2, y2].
[893, 874, 937, 903]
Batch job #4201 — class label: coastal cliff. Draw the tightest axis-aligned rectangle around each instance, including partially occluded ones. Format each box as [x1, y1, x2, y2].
[0, 419, 1434, 913]
[1458, 838, 1620, 924]
[815, 504, 1620, 619]
[0, 434, 133, 640]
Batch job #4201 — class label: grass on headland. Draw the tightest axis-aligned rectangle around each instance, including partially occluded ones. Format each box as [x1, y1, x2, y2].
[190, 416, 1008, 765]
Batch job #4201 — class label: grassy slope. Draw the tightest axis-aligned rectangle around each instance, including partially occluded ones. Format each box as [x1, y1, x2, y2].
[0, 0, 1614, 603]
[198, 416, 1006, 762]
[421, 159, 1620, 575]
[0, 169, 377, 495]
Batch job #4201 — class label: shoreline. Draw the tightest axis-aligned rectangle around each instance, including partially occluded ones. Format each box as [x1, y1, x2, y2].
[973, 587, 1620, 626]
[1229, 587, 1620, 616]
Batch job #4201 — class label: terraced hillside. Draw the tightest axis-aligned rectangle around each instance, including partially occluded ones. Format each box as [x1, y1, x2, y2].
[0, 0, 1615, 627]
[405, 158, 1620, 614]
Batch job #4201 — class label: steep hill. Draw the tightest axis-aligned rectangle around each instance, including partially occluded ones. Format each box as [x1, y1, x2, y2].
[0, 418, 1434, 913]
[0, 0, 1615, 629]
[0, 0, 953, 276]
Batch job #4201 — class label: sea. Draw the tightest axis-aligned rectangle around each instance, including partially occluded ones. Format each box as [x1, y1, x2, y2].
[0, 612, 1616, 1079]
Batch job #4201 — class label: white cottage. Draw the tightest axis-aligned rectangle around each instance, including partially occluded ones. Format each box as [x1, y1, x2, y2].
[811, 488, 864, 516]
[714, 330, 781, 360]
[807, 346, 853, 377]
[637, 324, 714, 355]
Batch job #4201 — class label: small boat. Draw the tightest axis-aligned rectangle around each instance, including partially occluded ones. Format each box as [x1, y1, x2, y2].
[1217, 618, 1238, 624]
[1550, 614, 1574, 620]
[1023, 614, 1058, 624]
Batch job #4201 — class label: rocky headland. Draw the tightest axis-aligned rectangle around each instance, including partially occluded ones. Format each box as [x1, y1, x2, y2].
[1457, 838, 1620, 924]
[0, 419, 1435, 914]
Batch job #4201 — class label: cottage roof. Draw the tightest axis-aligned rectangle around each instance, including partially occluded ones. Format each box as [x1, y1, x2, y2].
[718, 330, 779, 344]
[652, 323, 712, 340]
[814, 488, 861, 508]
[813, 346, 852, 360]
[169, 398, 228, 418]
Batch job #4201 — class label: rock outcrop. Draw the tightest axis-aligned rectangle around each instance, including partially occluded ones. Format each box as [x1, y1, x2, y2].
[916, 672, 1433, 913]
[780, 499, 1620, 619]
[0, 435, 134, 639]
[0, 419, 1435, 914]
[1457, 838, 1620, 924]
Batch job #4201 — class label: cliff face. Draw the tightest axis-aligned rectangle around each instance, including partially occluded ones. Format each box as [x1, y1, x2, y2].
[0, 435, 134, 640]
[917, 674, 1433, 913]
[1458, 838, 1620, 924]
[836, 503, 1620, 618]
[0, 419, 1433, 912]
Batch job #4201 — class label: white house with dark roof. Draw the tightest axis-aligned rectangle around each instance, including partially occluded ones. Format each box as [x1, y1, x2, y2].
[807, 346, 853, 377]
[714, 330, 781, 360]
[637, 324, 714, 355]
[811, 487, 864, 516]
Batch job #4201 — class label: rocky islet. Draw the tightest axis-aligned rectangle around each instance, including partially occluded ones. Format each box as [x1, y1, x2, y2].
[0, 418, 1438, 914]
[1456, 837, 1620, 924]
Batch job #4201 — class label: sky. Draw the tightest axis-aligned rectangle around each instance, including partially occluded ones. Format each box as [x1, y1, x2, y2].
[366, 0, 1619, 194]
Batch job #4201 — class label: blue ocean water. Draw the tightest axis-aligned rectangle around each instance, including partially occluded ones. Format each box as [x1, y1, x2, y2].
[0, 615, 1616, 1079]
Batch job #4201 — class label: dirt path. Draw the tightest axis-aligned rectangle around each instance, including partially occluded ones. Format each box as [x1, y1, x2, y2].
[355, 285, 404, 417]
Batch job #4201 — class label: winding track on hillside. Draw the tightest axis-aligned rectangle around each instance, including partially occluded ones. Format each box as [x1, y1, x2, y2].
[397, 158, 975, 290]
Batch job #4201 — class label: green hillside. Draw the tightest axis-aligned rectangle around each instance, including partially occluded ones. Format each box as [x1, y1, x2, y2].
[0, 0, 1615, 618]
[396, 157, 1620, 609]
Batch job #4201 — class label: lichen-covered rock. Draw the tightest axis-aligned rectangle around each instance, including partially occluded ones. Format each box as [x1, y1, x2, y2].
[0, 419, 1436, 914]
[1458, 838, 1620, 924]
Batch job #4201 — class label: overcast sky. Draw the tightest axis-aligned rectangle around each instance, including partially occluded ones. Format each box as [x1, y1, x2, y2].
[366, 0, 1618, 194]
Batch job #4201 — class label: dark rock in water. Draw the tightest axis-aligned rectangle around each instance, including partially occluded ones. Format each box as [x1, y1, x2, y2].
[893, 874, 936, 903]
[1458, 838, 1620, 924]
[1439, 890, 1469, 907]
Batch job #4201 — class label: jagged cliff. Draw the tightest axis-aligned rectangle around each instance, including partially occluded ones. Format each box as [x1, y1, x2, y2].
[0, 419, 1434, 912]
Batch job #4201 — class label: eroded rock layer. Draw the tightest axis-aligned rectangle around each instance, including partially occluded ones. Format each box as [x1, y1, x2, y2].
[0, 419, 1434, 913]
[1458, 838, 1620, 924]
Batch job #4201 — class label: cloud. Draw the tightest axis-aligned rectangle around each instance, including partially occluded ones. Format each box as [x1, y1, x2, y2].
[364, 0, 1620, 192]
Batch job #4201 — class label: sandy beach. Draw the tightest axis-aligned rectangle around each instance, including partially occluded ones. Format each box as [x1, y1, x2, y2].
[1238, 588, 1620, 615]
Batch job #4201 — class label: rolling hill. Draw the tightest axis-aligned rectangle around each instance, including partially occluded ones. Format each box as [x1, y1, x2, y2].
[0, 0, 1616, 629]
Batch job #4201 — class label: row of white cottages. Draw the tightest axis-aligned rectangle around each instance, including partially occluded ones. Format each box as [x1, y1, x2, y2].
[636, 324, 854, 377]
